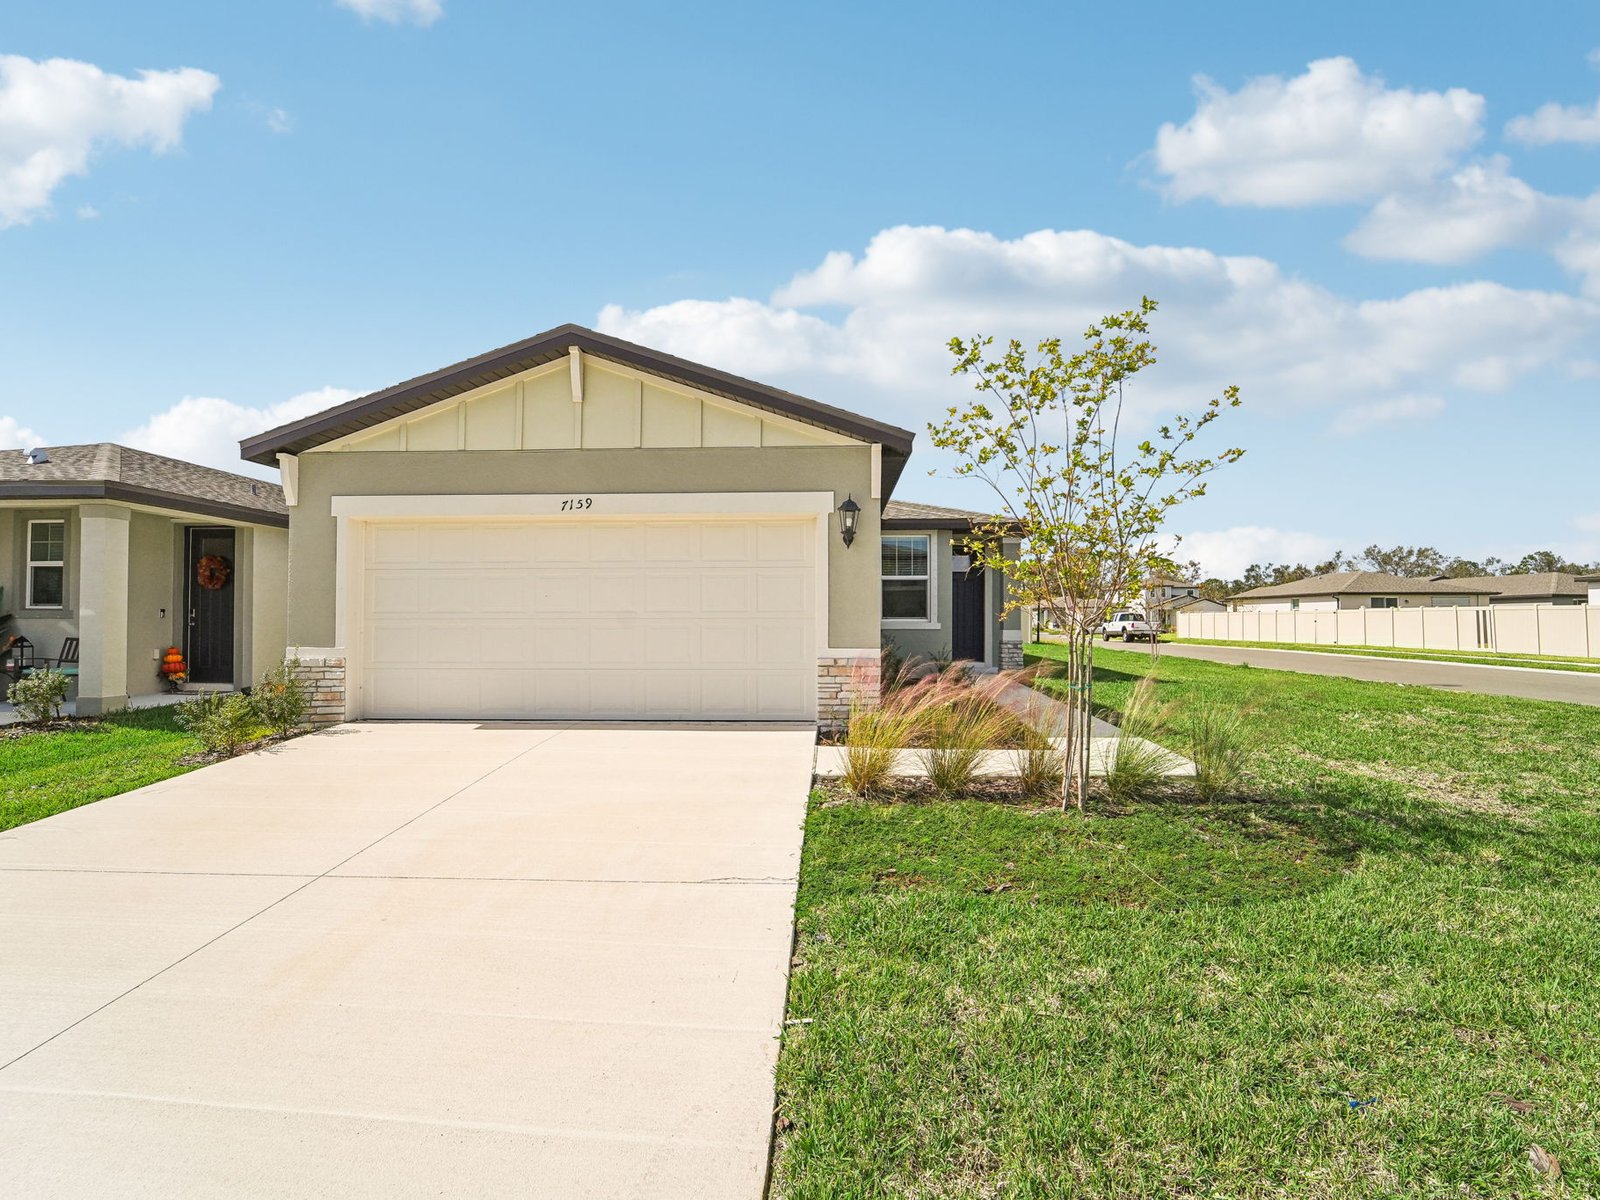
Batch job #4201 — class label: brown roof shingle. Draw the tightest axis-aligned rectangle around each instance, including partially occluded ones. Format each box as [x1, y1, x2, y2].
[0, 444, 286, 526]
[1231, 570, 1586, 603]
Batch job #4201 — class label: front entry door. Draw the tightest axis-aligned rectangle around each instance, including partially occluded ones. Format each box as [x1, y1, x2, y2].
[185, 527, 236, 684]
[951, 562, 987, 663]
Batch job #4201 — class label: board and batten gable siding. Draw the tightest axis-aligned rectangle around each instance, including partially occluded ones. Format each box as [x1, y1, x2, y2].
[288, 451, 879, 651]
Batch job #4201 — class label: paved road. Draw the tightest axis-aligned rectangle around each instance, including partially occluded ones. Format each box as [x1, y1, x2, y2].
[0, 722, 813, 1198]
[1153, 643, 1600, 707]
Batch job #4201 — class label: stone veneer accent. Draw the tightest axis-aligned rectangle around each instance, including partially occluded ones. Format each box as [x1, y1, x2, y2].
[817, 652, 880, 728]
[1000, 638, 1024, 670]
[289, 652, 347, 725]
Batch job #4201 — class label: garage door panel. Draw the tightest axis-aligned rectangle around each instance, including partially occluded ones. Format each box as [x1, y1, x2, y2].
[755, 623, 808, 666]
[588, 574, 640, 614]
[530, 525, 588, 563]
[589, 525, 643, 562]
[359, 518, 815, 721]
[367, 525, 420, 567]
[757, 524, 809, 562]
[700, 525, 753, 561]
[644, 574, 697, 614]
[368, 574, 422, 616]
[756, 573, 808, 614]
[644, 524, 697, 562]
[422, 574, 478, 616]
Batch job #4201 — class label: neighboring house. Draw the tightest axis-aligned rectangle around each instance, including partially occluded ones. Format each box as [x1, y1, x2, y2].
[1144, 573, 1202, 629]
[1581, 574, 1600, 606]
[1228, 570, 1589, 612]
[879, 501, 1022, 670]
[240, 323, 948, 725]
[0, 445, 288, 714]
[1164, 593, 1225, 620]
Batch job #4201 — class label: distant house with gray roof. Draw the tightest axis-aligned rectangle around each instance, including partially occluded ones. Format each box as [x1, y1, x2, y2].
[1228, 570, 1588, 613]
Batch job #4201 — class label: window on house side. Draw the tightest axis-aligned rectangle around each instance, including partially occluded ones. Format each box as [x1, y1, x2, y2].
[882, 535, 931, 621]
[1370, 596, 1399, 609]
[27, 519, 66, 609]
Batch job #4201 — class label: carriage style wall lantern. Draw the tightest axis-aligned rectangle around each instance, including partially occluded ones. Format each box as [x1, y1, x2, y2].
[839, 495, 861, 548]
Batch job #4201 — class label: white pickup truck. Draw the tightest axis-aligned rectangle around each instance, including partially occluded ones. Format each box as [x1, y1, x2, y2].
[1101, 610, 1157, 642]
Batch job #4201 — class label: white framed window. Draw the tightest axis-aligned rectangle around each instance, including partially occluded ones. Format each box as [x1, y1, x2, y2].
[882, 534, 933, 624]
[27, 519, 66, 609]
[1370, 596, 1399, 609]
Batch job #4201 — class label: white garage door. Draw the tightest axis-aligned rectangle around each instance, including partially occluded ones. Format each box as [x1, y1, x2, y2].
[357, 518, 817, 720]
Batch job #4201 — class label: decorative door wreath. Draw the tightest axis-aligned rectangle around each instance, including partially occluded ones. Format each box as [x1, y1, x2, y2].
[196, 554, 232, 590]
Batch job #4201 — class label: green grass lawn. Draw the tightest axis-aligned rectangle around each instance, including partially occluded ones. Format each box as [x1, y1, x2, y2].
[1175, 636, 1600, 674]
[0, 707, 202, 832]
[773, 644, 1600, 1199]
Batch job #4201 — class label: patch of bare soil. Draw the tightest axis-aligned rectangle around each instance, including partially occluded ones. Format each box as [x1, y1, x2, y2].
[0, 716, 102, 741]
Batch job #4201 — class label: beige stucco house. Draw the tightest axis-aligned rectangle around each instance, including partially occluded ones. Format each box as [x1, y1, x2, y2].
[241, 324, 1014, 725]
[0, 445, 288, 714]
[1228, 570, 1589, 613]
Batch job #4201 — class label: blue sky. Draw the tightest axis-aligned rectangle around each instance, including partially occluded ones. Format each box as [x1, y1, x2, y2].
[3, 0, 1598, 576]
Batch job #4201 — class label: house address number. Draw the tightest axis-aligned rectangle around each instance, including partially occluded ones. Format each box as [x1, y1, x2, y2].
[559, 497, 594, 511]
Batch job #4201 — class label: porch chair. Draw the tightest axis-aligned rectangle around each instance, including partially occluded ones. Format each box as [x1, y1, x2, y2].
[25, 637, 80, 684]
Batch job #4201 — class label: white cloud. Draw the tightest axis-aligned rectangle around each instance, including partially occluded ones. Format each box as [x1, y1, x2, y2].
[265, 106, 291, 135]
[75, 203, 99, 220]
[1330, 393, 1446, 437]
[0, 54, 220, 227]
[1506, 97, 1600, 146]
[336, 0, 444, 26]
[1173, 526, 1342, 580]
[121, 386, 359, 477]
[1344, 156, 1558, 263]
[0, 415, 44, 450]
[1153, 57, 1483, 206]
[598, 225, 1600, 436]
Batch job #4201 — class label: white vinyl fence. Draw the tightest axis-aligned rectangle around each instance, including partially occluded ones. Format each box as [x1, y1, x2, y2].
[1176, 605, 1600, 660]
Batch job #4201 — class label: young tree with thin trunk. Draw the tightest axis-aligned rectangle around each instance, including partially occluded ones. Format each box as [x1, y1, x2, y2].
[928, 298, 1243, 813]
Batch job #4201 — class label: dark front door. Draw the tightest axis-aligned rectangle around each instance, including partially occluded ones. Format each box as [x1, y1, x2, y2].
[185, 527, 236, 684]
[951, 562, 987, 663]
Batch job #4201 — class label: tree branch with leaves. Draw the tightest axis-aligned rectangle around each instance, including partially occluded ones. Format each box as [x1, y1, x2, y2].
[928, 298, 1244, 812]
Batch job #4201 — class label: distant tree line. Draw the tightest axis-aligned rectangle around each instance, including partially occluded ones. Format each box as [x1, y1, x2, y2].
[1189, 545, 1600, 602]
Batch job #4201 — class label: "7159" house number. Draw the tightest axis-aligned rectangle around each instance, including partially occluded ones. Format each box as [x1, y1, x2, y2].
[558, 497, 594, 511]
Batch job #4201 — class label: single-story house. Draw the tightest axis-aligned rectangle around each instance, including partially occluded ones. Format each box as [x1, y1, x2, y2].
[240, 323, 1016, 725]
[0, 445, 288, 714]
[1228, 570, 1589, 612]
[879, 500, 1023, 671]
[1162, 593, 1225, 620]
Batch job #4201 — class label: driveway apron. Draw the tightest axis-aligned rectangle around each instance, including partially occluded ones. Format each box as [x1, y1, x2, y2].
[0, 722, 815, 1198]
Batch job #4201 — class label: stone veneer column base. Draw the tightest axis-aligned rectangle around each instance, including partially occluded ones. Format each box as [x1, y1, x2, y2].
[817, 651, 881, 729]
[1000, 637, 1025, 670]
[288, 650, 347, 725]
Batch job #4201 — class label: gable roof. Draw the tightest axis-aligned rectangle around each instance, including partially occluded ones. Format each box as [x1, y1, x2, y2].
[239, 323, 916, 493]
[1231, 570, 1586, 602]
[0, 444, 286, 527]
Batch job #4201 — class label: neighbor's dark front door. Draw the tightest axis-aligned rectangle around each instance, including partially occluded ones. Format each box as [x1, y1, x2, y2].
[185, 527, 235, 684]
[951, 561, 987, 663]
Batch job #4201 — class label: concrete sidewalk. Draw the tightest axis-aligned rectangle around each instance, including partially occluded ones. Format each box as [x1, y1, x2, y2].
[0, 722, 814, 1198]
[1155, 642, 1600, 707]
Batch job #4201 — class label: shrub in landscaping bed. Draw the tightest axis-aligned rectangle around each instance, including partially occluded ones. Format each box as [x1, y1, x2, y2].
[8, 668, 71, 723]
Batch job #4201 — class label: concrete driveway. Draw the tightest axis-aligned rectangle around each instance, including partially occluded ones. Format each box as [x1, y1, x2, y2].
[0, 722, 815, 1198]
[1156, 643, 1600, 707]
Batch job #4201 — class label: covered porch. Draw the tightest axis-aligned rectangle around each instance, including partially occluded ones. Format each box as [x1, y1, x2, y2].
[1, 445, 289, 718]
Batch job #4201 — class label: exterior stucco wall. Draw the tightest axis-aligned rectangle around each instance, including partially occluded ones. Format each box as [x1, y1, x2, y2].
[880, 528, 1012, 668]
[243, 525, 289, 688]
[881, 528, 954, 663]
[288, 445, 879, 651]
[3, 507, 82, 661]
[124, 511, 178, 694]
